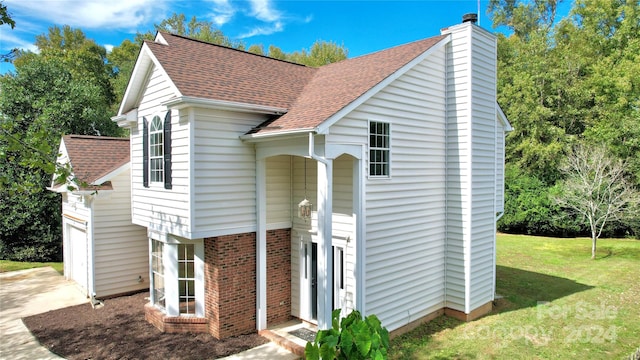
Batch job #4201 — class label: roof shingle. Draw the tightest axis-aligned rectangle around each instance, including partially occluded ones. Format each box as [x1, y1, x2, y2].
[62, 135, 129, 187]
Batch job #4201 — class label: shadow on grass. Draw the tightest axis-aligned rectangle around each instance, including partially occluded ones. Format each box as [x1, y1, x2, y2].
[389, 266, 594, 359]
[495, 265, 594, 311]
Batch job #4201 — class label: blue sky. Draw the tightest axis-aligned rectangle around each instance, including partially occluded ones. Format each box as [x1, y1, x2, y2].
[0, 0, 570, 74]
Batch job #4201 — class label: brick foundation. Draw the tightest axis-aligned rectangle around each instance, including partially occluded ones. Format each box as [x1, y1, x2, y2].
[145, 303, 208, 333]
[266, 228, 292, 326]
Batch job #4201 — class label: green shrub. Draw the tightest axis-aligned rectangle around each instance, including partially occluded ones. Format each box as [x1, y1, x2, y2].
[305, 309, 389, 360]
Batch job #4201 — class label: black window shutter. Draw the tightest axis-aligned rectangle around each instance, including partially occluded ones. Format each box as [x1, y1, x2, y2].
[142, 117, 149, 188]
[163, 110, 172, 189]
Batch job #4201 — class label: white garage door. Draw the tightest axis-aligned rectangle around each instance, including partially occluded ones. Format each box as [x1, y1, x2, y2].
[68, 225, 88, 294]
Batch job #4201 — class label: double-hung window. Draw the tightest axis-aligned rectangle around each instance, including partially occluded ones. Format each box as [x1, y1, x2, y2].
[369, 121, 390, 177]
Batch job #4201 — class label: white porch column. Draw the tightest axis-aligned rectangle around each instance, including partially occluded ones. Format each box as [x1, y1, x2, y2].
[317, 159, 333, 329]
[256, 158, 267, 330]
[353, 151, 366, 315]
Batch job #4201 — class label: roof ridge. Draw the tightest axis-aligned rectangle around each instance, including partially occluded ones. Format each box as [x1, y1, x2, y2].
[158, 31, 310, 68]
[65, 135, 129, 141]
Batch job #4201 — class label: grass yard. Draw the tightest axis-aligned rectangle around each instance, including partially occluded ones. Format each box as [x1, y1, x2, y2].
[390, 234, 640, 359]
[0, 260, 63, 274]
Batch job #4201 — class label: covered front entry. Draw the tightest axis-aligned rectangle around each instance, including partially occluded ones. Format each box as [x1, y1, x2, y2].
[254, 134, 364, 330]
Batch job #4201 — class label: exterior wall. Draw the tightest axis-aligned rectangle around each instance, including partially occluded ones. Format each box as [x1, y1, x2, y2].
[204, 230, 290, 338]
[443, 22, 498, 313]
[92, 169, 149, 298]
[266, 228, 292, 326]
[130, 65, 191, 237]
[204, 232, 257, 339]
[192, 108, 268, 238]
[329, 48, 449, 331]
[266, 155, 292, 227]
[469, 26, 499, 310]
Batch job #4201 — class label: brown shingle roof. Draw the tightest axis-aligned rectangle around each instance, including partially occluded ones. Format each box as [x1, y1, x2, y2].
[62, 135, 129, 188]
[148, 33, 316, 109]
[148, 32, 447, 135]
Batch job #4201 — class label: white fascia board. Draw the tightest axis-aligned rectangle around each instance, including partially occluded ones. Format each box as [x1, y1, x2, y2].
[240, 128, 314, 142]
[91, 162, 130, 186]
[116, 43, 182, 116]
[496, 103, 513, 131]
[315, 35, 452, 135]
[162, 96, 288, 115]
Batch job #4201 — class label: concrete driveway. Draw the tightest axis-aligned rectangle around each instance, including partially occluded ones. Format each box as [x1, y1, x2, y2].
[0, 267, 88, 360]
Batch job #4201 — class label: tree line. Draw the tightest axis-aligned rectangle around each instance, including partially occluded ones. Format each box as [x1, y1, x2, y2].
[491, 0, 640, 240]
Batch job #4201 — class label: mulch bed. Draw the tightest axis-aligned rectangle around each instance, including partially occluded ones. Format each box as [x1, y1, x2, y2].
[22, 292, 268, 360]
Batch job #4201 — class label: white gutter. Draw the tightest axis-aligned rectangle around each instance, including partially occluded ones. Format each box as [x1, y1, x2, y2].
[162, 96, 288, 115]
[240, 128, 315, 142]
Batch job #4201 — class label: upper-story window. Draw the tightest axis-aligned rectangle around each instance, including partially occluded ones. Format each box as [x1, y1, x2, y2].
[143, 111, 172, 189]
[369, 121, 390, 177]
[149, 115, 164, 183]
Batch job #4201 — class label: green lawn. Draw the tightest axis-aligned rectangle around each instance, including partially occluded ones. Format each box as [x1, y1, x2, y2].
[0, 260, 63, 274]
[390, 234, 640, 359]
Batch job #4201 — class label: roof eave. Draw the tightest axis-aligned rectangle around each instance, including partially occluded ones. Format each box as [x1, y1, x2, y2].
[92, 161, 130, 186]
[162, 96, 288, 115]
[240, 128, 316, 142]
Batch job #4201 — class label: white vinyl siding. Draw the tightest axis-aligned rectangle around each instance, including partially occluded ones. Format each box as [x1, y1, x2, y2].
[443, 23, 498, 313]
[266, 155, 292, 227]
[192, 108, 267, 236]
[131, 65, 191, 236]
[445, 24, 472, 312]
[469, 27, 498, 310]
[330, 48, 448, 331]
[92, 170, 148, 298]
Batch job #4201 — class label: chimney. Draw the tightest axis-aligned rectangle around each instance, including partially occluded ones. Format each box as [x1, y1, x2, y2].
[462, 13, 478, 24]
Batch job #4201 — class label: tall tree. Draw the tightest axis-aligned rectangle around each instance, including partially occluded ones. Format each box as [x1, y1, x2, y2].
[493, 0, 640, 237]
[1, 26, 121, 261]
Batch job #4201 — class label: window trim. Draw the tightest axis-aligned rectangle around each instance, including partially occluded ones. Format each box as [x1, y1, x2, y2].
[149, 234, 204, 318]
[368, 120, 391, 178]
[149, 115, 164, 184]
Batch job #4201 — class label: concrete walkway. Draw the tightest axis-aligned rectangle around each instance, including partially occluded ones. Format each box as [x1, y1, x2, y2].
[0, 267, 88, 360]
[0, 267, 298, 360]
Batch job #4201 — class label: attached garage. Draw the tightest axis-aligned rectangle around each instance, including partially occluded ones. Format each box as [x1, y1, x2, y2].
[50, 135, 149, 300]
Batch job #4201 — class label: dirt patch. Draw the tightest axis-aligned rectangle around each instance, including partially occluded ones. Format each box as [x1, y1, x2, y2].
[22, 292, 268, 360]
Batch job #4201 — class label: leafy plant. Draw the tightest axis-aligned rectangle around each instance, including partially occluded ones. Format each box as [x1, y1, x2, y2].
[305, 309, 390, 360]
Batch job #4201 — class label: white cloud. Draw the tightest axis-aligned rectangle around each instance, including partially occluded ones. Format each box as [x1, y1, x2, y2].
[248, 0, 281, 23]
[238, 21, 283, 38]
[207, 0, 236, 26]
[5, 0, 165, 30]
[104, 44, 114, 53]
[0, 30, 39, 53]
